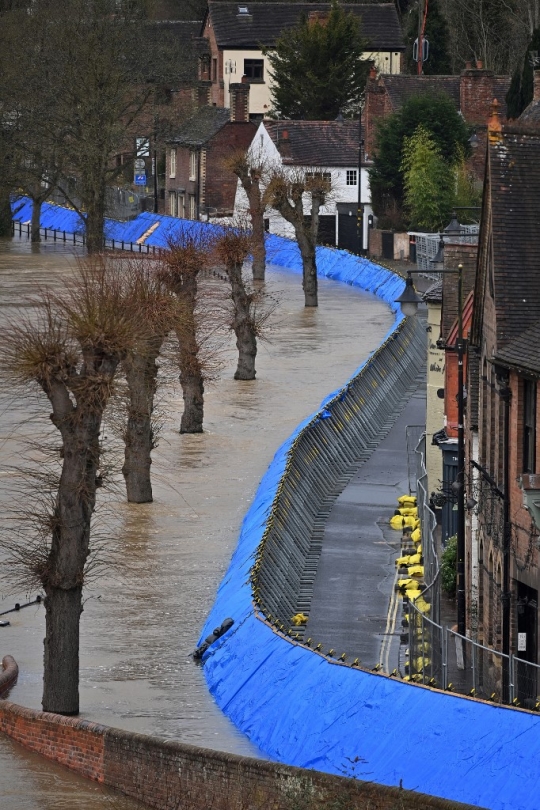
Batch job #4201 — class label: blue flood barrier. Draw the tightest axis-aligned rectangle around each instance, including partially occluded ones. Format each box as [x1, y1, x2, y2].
[195, 237, 540, 809]
[11, 197, 540, 808]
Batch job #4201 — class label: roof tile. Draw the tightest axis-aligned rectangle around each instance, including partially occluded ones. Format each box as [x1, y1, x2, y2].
[206, 2, 404, 51]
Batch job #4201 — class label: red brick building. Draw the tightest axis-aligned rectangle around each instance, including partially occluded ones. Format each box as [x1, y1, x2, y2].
[363, 63, 511, 179]
[165, 83, 255, 219]
[465, 121, 540, 701]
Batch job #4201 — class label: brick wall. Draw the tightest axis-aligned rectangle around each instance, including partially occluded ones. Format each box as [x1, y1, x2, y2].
[0, 684, 482, 810]
[205, 122, 256, 215]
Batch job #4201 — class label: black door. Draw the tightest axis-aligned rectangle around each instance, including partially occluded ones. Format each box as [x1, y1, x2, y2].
[337, 209, 357, 252]
[516, 581, 538, 703]
[382, 230, 394, 260]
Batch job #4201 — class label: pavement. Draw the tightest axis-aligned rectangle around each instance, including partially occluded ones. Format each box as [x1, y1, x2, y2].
[305, 374, 426, 671]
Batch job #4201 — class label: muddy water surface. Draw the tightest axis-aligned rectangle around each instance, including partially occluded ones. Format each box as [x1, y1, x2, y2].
[0, 235, 393, 807]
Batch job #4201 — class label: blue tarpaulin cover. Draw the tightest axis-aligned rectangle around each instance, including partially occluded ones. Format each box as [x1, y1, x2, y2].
[14, 200, 540, 810]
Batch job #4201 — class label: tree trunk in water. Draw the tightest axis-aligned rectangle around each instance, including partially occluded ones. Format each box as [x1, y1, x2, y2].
[31, 198, 42, 243]
[177, 316, 204, 433]
[42, 585, 82, 715]
[0, 189, 12, 237]
[179, 370, 204, 433]
[42, 413, 100, 715]
[84, 186, 106, 254]
[228, 260, 257, 380]
[122, 340, 162, 503]
[175, 275, 205, 434]
[297, 231, 318, 307]
[248, 187, 266, 281]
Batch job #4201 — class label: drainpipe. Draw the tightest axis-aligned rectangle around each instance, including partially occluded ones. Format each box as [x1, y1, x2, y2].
[496, 365, 512, 701]
[196, 149, 201, 220]
[503, 375, 512, 698]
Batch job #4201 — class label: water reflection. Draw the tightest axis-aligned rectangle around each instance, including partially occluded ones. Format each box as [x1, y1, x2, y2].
[0, 235, 393, 806]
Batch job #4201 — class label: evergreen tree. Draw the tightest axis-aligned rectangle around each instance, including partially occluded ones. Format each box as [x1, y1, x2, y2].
[402, 125, 454, 230]
[404, 0, 452, 75]
[506, 28, 540, 119]
[369, 91, 470, 227]
[265, 1, 368, 120]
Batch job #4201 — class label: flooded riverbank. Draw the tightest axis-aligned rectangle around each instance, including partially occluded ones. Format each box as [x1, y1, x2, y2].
[0, 235, 393, 807]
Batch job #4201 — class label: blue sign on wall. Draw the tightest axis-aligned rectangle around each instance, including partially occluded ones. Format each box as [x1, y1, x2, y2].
[134, 174, 147, 186]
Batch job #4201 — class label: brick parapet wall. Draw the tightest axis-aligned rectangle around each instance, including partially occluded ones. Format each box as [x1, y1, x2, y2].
[0, 679, 483, 810]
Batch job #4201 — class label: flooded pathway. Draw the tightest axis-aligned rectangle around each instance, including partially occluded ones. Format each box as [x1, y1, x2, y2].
[0, 235, 393, 807]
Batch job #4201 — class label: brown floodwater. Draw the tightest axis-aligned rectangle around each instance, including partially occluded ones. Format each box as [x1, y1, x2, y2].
[0, 234, 393, 807]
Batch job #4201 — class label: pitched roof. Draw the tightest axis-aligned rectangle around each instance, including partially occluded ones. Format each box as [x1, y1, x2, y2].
[143, 21, 206, 83]
[488, 127, 540, 348]
[169, 106, 231, 146]
[423, 279, 443, 303]
[382, 75, 460, 112]
[519, 98, 540, 123]
[495, 322, 540, 377]
[205, 2, 404, 51]
[379, 74, 510, 117]
[264, 120, 359, 165]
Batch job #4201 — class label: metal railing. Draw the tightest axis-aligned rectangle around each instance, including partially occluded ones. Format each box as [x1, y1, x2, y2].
[410, 228, 479, 277]
[408, 599, 540, 707]
[11, 220, 166, 255]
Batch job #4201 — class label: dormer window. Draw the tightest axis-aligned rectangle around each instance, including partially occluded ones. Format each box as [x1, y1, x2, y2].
[238, 6, 249, 13]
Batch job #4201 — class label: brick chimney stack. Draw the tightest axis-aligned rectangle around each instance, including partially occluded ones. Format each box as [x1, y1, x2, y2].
[460, 62, 497, 126]
[534, 68, 540, 102]
[197, 80, 212, 108]
[278, 129, 291, 159]
[229, 78, 251, 122]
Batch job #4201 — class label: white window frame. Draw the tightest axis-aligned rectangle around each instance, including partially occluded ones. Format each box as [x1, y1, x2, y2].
[169, 149, 176, 179]
[346, 169, 357, 186]
[189, 150, 197, 181]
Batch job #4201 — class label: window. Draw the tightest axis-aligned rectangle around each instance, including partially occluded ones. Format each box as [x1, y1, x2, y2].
[244, 58, 264, 81]
[189, 150, 197, 181]
[346, 169, 357, 186]
[169, 149, 176, 179]
[212, 58, 218, 82]
[178, 194, 185, 218]
[523, 378, 537, 473]
[169, 192, 177, 217]
[188, 194, 196, 219]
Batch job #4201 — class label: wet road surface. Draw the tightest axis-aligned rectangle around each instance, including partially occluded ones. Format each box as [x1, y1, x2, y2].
[306, 379, 426, 670]
[0, 235, 393, 807]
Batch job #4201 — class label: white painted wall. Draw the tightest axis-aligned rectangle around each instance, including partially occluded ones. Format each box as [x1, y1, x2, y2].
[223, 49, 401, 116]
[232, 123, 372, 242]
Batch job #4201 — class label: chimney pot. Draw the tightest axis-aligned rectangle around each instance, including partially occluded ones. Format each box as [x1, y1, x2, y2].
[476, 59, 483, 70]
[465, 60, 473, 69]
[369, 65, 377, 79]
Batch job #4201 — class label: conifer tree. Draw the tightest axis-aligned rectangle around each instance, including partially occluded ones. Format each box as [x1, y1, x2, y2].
[265, 1, 368, 120]
[506, 28, 540, 119]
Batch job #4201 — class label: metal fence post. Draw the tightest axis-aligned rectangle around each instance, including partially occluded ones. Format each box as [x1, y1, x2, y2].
[442, 626, 448, 690]
[509, 654, 515, 703]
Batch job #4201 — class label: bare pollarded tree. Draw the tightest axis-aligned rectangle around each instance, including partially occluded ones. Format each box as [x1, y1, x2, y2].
[225, 148, 270, 282]
[116, 255, 183, 503]
[266, 167, 332, 308]
[214, 224, 277, 381]
[0, 257, 141, 715]
[157, 228, 220, 434]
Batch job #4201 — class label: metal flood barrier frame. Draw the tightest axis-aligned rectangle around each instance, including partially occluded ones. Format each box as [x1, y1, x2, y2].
[252, 314, 426, 628]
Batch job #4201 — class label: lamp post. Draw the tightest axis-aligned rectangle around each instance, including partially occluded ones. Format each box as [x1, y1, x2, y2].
[357, 104, 364, 255]
[395, 264, 467, 637]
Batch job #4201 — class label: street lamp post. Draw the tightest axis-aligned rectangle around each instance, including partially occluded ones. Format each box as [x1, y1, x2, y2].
[357, 105, 364, 256]
[395, 263, 467, 636]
